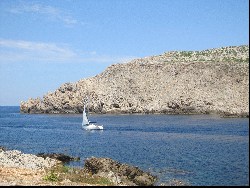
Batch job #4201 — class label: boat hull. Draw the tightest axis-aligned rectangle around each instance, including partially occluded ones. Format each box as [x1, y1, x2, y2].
[83, 124, 104, 130]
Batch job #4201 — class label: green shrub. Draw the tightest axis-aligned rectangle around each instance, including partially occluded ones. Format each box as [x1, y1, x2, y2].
[44, 164, 114, 185]
[43, 171, 58, 182]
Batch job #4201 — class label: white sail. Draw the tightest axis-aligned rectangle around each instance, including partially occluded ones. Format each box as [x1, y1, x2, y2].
[81, 96, 104, 130]
[82, 105, 89, 126]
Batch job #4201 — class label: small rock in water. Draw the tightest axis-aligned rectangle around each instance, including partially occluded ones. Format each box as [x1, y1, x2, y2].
[36, 153, 80, 163]
[0, 146, 7, 151]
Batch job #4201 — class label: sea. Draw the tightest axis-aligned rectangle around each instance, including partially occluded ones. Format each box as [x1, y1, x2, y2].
[0, 106, 249, 186]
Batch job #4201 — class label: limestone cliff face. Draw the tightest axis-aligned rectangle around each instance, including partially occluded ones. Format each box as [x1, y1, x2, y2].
[20, 45, 249, 117]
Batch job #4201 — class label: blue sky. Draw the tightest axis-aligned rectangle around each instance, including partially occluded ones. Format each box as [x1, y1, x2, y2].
[0, 0, 249, 106]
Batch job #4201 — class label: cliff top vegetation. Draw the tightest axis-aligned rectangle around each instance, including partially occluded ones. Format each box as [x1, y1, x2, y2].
[130, 45, 249, 64]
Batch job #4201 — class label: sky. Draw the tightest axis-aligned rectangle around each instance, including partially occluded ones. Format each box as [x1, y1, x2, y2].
[0, 0, 249, 106]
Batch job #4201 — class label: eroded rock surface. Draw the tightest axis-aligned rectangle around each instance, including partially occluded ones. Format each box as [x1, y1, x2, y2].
[20, 45, 249, 117]
[83, 157, 157, 186]
[0, 149, 59, 170]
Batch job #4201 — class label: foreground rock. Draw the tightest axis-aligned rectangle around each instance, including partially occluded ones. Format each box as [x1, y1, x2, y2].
[20, 45, 249, 117]
[0, 149, 59, 170]
[0, 148, 111, 186]
[0, 148, 157, 186]
[0, 148, 59, 186]
[83, 157, 157, 186]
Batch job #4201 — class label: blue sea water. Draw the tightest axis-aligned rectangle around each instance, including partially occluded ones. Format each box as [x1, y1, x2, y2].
[0, 106, 249, 186]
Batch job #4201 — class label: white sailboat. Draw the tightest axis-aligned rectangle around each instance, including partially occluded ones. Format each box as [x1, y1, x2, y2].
[82, 97, 104, 130]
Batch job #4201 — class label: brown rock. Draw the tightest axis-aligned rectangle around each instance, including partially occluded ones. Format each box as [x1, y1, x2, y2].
[83, 157, 157, 186]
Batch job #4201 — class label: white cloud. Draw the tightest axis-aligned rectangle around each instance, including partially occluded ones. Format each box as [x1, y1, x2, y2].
[0, 39, 76, 62]
[0, 39, 74, 54]
[0, 39, 136, 64]
[8, 2, 78, 26]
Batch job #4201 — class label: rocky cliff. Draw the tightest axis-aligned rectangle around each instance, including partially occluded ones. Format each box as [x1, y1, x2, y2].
[20, 45, 249, 117]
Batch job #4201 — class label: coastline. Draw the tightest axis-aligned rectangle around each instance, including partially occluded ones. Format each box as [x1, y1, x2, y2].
[1, 105, 249, 118]
[19, 109, 250, 118]
[0, 146, 158, 186]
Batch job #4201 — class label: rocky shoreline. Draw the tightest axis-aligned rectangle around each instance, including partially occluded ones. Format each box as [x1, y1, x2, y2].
[0, 147, 158, 186]
[20, 45, 249, 117]
[0, 147, 59, 171]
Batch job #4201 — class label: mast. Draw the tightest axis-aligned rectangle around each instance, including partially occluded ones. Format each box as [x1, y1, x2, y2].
[87, 95, 89, 113]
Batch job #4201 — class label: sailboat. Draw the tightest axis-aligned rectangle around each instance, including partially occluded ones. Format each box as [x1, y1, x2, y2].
[82, 97, 104, 130]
